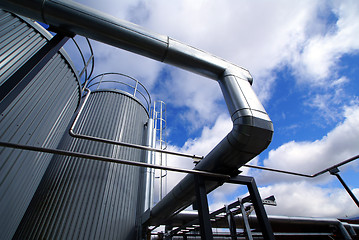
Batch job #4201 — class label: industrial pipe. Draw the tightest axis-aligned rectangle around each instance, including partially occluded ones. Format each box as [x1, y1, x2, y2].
[0, 0, 273, 224]
[166, 212, 356, 239]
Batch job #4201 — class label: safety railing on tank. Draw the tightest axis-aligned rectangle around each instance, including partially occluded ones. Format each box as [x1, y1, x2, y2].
[86, 72, 151, 111]
[68, 88, 202, 161]
[70, 37, 94, 90]
[45, 25, 95, 91]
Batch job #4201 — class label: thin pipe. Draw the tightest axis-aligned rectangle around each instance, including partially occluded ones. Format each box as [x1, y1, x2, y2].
[144, 118, 155, 210]
[242, 154, 359, 178]
[87, 72, 152, 110]
[331, 171, 359, 208]
[167, 213, 355, 240]
[71, 37, 88, 80]
[313, 154, 359, 177]
[0, 0, 272, 225]
[69, 88, 203, 160]
[0, 141, 229, 179]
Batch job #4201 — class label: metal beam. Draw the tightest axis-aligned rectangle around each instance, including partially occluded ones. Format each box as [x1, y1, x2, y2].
[242, 154, 359, 178]
[0, 141, 230, 179]
[194, 175, 213, 240]
[225, 205, 238, 240]
[227, 176, 275, 240]
[238, 200, 253, 240]
[330, 168, 359, 208]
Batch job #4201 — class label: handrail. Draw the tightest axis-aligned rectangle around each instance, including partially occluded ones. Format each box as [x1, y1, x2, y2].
[0, 141, 227, 179]
[87, 72, 151, 110]
[69, 89, 203, 160]
[242, 154, 359, 178]
[70, 37, 94, 88]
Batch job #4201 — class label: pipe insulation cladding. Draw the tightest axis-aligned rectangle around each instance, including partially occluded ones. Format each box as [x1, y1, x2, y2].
[14, 90, 149, 240]
[0, 9, 81, 240]
[0, 0, 274, 225]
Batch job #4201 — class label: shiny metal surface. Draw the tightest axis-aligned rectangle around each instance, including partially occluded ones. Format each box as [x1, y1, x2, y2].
[0, 0, 274, 227]
[150, 70, 273, 225]
[0, 0, 251, 81]
[69, 89, 203, 160]
[144, 118, 155, 210]
[0, 141, 230, 180]
[242, 154, 359, 178]
[13, 90, 148, 239]
[166, 212, 356, 239]
[0, 10, 80, 240]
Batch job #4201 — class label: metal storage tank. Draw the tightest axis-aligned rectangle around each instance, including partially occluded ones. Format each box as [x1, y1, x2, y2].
[14, 85, 150, 239]
[0, 10, 81, 240]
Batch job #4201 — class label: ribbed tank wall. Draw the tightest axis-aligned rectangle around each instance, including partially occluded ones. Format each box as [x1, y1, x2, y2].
[0, 10, 81, 240]
[14, 90, 149, 240]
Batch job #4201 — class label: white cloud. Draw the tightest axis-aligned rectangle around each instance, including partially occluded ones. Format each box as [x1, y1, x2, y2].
[71, 0, 359, 128]
[155, 69, 223, 130]
[154, 114, 232, 203]
[208, 181, 359, 218]
[68, 0, 359, 218]
[259, 105, 359, 183]
[291, 0, 359, 83]
[233, 105, 359, 217]
[259, 182, 359, 218]
[205, 105, 359, 217]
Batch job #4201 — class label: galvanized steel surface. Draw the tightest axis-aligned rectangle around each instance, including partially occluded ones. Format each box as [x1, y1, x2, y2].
[0, 0, 252, 81]
[0, 0, 273, 229]
[0, 10, 80, 240]
[14, 90, 148, 240]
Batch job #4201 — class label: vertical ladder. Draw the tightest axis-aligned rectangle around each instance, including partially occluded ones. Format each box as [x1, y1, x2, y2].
[153, 100, 167, 201]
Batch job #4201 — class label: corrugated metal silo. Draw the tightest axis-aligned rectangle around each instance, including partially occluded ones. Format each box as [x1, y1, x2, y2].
[14, 89, 149, 239]
[0, 10, 81, 240]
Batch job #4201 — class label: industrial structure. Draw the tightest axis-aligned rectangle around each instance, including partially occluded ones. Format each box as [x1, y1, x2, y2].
[0, 1, 358, 239]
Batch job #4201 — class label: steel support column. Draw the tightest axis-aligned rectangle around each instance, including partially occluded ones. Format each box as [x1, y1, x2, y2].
[0, 33, 70, 114]
[228, 176, 275, 240]
[225, 205, 238, 240]
[194, 175, 213, 240]
[330, 168, 359, 208]
[238, 200, 253, 240]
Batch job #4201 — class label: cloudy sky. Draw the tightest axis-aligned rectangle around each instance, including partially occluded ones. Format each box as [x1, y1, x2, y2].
[67, 0, 359, 219]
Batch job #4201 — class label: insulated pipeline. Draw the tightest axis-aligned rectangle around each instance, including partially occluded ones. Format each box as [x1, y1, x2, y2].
[0, 0, 273, 225]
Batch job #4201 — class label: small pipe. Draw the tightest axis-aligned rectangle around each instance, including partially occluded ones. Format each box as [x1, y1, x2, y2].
[0, 0, 272, 225]
[69, 88, 203, 160]
[167, 212, 357, 238]
[144, 118, 155, 210]
[330, 168, 359, 208]
[0, 141, 229, 179]
[242, 153, 359, 178]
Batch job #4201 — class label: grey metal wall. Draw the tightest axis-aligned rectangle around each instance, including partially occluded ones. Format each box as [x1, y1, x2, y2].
[0, 10, 81, 240]
[14, 90, 149, 240]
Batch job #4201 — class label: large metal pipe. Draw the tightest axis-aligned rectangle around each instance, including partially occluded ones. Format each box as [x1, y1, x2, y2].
[150, 69, 273, 224]
[0, 0, 250, 82]
[0, 0, 273, 224]
[165, 212, 357, 239]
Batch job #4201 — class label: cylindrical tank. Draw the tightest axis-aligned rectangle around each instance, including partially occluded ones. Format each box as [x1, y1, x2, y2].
[0, 10, 81, 240]
[14, 89, 149, 240]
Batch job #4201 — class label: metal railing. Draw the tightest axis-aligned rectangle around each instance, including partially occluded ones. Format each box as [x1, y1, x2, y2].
[70, 37, 94, 90]
[0, 141, 228, 179]
[152, 100, 168, 201]
[241, 154, 359, 178]
[86, 72, 152, 111]
[241, 154, 359, 208]
[69, 88, 203, 160]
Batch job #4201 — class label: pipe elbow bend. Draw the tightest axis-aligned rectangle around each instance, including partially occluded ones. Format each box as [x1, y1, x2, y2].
[218, 68, 273, 170]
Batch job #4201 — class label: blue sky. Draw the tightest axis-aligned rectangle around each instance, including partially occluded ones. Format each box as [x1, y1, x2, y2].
[65, 0, 359, 218]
